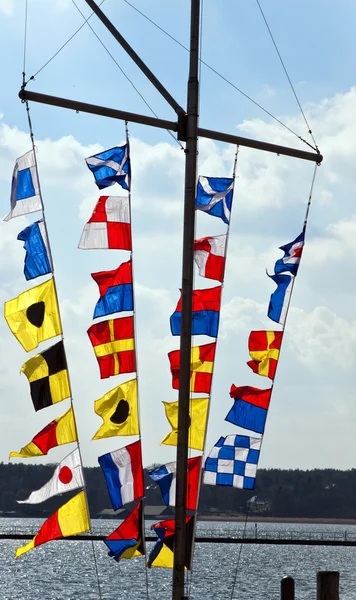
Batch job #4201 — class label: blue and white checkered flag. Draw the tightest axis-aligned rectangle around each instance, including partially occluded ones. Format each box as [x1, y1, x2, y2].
[4, 150, 43, 222]
[203, 434, 261, 489]
[196, 176, 234, 224]
[85, 144, 130, 191]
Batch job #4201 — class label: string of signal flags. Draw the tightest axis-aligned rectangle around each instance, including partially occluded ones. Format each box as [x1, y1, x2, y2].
[3, 136, 306, 569]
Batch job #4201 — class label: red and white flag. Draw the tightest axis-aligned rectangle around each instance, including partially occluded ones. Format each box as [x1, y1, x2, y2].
[17, 448, 84, 504]
[194, 234, 226, 282]
[79, 195, 132, 250]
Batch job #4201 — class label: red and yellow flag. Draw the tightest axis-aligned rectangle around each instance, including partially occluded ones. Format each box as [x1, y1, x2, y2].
[87, 316, 135, 379]
[247, 331, 283, 380]
[16, 491, 89, 558]
[9, 406, 77, 458]
[168, 342, 215, 393]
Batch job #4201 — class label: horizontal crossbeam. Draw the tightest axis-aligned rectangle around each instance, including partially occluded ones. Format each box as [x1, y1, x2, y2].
[19, 89, 323, 163]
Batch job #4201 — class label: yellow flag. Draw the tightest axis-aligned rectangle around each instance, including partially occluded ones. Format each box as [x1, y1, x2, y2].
[161, 397, 209, 451]
[16, 491, 89, 558]
[4, 278, 62, 352]
[20, 340, 70, 411]
[93, 378, 139, 440]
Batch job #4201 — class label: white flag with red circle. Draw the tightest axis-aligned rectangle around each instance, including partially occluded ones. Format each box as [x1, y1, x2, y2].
[17, 448, 84, 504]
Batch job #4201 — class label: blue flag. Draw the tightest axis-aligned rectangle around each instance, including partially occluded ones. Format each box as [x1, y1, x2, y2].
[92, 262, 133, 319]
[4, 150, 43, 221]
[17, 220, 52, 281]
[267, 272, 293, 325]
[170, 286, 221, 338]
[203, 435, 261, 490]
[274, 231, 304, 276]
[195, 176, 234, 224]
[105, 501, 144, 563]
[85, 144, 130, 191]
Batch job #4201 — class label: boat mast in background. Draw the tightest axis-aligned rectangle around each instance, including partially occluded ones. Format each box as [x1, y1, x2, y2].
[18, 1, 322, 598]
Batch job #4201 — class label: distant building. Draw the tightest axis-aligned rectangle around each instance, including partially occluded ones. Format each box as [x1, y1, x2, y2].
[246, 495, 271, 513]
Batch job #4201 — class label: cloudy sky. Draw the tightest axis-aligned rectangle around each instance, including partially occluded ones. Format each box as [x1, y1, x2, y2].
[0, 0, 355, 471]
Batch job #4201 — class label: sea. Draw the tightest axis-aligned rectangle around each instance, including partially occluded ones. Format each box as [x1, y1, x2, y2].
[0, 518, 355, 599]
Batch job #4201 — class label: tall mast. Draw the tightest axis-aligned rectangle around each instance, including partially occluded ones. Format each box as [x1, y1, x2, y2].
[172, 0, 200, 597]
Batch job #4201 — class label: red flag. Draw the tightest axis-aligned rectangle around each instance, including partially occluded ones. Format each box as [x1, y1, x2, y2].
[78, 196, 132, 250]
[87, 317, 136, 379]
[247, 331, 283, 379]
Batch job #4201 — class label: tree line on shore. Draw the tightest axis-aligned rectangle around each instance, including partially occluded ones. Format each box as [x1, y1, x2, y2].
[0, 462, 355, 519]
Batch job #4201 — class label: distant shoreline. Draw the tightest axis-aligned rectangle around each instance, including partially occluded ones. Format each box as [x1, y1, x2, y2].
[198, 515, 356, 525]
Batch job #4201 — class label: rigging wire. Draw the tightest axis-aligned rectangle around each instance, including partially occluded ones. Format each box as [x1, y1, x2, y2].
[70, 0, 184, 149]
[255, 0, 319, 151]
[23, 0, 28, 75]
[229, 509, 250, 600]
[121, 0, 318, 152]
[27, 0, 107, 84]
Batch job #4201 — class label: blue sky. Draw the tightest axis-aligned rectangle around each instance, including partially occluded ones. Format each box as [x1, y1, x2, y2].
[0, 0, 355, 471]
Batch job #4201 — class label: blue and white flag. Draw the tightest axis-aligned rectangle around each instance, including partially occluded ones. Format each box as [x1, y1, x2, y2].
[4, 150, 42, 222]
[203, 434, 261, 490]
[148, 456, 201, 510]
[267, 272, 294, 326]
[17, 220, 52, 281]
[85, 144, 130, 191]
[274, 231, 304, 276]
[98, 441, 143, 511]
[196, 176, 234, 224]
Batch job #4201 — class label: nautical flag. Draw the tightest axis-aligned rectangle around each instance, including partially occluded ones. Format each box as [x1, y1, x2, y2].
[195, 176, 234, 224]
[92, 378, 139, 440]
[17, 448, 84, 504]
[15, 491, 89, 558]
[17, 220, 52, 281]
[168, 342, 215, 393]
[170, 286, 222, 338]
[4, 278, 62, 352]
[20, 341, 70, 411]
[92, 261, 133, 319]
[78, 195, 132, 250]
[98, 440, 143, 510]
[247, 331, 283, 380]
[87, 316, 136, 379]
[267, 273, 294, 326]
[226, 385, 272, 434]
[85, 144, 130, 191]
[274, 231, 304, 276]
[148, 456, 201, 511]
[194, 234, 226, 282]
[161, 398, 209, 451]
[203, 435, 261, 490]
[9, 406, 77, 459]
[105, 500, 144, 563]
[147, 517, 194, 569]
[4, 150, 43, 221]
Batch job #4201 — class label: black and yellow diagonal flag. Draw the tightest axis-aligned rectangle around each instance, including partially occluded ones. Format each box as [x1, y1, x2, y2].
[21, 341, 71, 411]
[4, 278, 62, 352]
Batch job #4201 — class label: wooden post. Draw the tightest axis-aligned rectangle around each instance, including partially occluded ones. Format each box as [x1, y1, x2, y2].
[317, 571, 339, 600]
[281, 576, 295, 600]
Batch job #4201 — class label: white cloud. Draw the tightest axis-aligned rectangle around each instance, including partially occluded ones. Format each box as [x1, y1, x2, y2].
[1, 86, 356, 468]
[0, 0, 13, 16]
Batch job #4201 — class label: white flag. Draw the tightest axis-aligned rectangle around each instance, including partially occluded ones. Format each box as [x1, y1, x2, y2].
[4, 150, 43, 221]
[17, 448, 84, 504]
